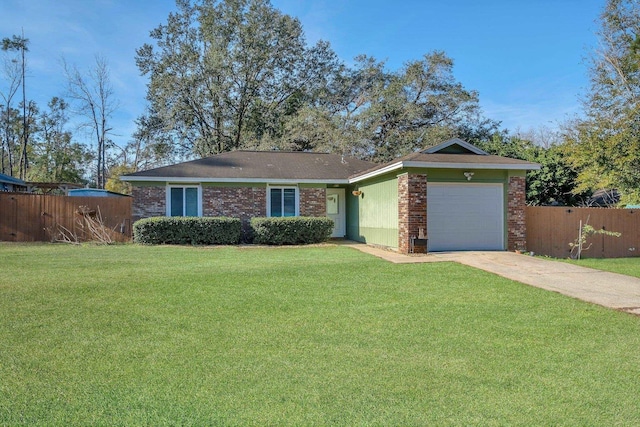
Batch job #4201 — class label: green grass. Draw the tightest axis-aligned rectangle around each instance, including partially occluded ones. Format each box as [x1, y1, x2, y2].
[1, 243, 640, 425]
[564, 257, 640, 279]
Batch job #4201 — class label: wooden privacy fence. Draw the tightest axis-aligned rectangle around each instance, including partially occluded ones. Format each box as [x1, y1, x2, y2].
[526, 206, 640, 258]
[0, 192, 132, 243]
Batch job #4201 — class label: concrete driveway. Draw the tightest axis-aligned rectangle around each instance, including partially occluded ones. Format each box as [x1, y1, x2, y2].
[344, 243, 640, 315]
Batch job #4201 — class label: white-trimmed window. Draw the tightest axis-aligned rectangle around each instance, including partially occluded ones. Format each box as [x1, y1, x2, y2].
[267, 186, 299, 217]
[167, 185, 202, 217]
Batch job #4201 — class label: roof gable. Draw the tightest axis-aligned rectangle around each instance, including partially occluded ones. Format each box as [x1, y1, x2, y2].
[350, 139, 540, 183]
[422, 138, 488, 155]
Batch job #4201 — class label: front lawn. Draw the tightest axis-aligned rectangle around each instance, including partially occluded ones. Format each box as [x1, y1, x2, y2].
[565, 257, 640, 279]
[1, 244, 639, 425]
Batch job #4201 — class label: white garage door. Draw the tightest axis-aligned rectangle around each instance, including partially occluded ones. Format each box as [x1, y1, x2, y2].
[427, 183, 504, 252]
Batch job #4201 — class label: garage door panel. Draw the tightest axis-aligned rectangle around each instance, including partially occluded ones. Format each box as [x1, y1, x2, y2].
[427, 183, 504, 251]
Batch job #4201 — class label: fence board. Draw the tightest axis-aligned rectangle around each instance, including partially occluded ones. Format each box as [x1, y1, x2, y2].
[0, 193, 132, 242]
[526, 206, 640, 258]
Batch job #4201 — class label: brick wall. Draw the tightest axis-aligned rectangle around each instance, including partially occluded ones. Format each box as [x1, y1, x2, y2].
[398, 173, 428, 254]
[299, 187, 326, 217]
[507, 176, 527, 251]
[203, 187, 266, 237]
[131, 186, 165, 221]
[132, 184, 328, 240]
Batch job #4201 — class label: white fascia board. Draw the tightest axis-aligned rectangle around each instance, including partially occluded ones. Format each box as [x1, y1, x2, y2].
[348, 160, 540, 183]
[401, 161, 541, 170]
[348, 162, 404, 183]
[120, 176, 348, 185]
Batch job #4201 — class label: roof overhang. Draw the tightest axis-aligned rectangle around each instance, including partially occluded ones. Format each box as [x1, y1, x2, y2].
[349, 160, 541, 183]
[121, 176, 349, 185]
[122, 159, 540, 185]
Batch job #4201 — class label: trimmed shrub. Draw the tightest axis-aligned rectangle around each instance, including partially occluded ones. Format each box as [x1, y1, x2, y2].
[251, 216, 334, 245]
[133, 216, 241, 245]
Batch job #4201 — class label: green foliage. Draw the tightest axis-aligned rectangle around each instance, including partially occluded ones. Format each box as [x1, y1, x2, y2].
[133, 216, 241, 245]
[526, 144, 591, 206]
[564, 112, 640, 204]
[250, 216, 334, 245]
[1, 35, 29, 53]
[569, 221, 622, 259]
[105, 164, 134, 195]
[477, 132, 587, 206]
[356, 52, 493, 162]
[137, 1, 496, 162]
[563, 0, 640, 204]
[136, 0, 340, 158]
[270, 52, 497, 162]
[27, 97, 92, 184]
[2, 244, 640, 425]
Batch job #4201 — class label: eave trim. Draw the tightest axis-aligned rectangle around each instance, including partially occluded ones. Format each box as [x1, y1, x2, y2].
[120, 176, 348, 185]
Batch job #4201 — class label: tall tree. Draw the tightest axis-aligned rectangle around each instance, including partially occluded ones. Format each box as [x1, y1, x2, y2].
[104, 112, 174, 195]
[565, 0, 640, 204]
[64, 56, 117, 189]
[358, 52, 491, 162]
[136, 0, 340, 158]
[1, 34, 29, 178]
[0, 55, 21, 175]
[271, 52, 496, 161]
[29, 97, 92, 183]
[478, 131, 588, 206]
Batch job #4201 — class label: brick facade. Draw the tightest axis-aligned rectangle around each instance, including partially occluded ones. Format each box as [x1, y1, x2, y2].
[299, 187, 326, 217]
[131, 186, 165, 221]
[203, 187, 267, 237]
[507, 176, 527, 251]
[398, 173, 428, 254]
[132, 184, 329, 240]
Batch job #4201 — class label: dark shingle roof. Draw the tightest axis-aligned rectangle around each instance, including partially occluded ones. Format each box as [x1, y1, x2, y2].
[123, 151, 376, 181]
[123, 140, 540, 184]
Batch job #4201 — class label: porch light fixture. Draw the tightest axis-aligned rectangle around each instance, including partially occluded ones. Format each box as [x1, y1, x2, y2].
[464, 171, 474, 181]
[352, 185, 362, 197]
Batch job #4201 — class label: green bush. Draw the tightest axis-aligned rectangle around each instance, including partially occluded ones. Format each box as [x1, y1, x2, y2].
[133, 217, 241, 245]
[250, 216, 334, 245]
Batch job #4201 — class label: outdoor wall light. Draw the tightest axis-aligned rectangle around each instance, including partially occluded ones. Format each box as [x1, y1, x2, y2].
[463, 171, 474, 181]
[352, 189, 362, 197]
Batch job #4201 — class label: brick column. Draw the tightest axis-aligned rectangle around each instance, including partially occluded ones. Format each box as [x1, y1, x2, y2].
[299, 187, 326, 217]
[398, 173, 427, 254]
[507, 176, 526, 251]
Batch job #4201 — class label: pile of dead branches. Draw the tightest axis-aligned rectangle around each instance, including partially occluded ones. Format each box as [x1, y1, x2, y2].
[50, 206, 117, 245]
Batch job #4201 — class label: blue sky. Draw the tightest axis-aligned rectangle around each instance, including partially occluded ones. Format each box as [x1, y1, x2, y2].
[0, 0, 604, 151]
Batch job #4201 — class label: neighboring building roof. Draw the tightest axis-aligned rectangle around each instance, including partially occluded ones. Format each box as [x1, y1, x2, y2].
[68, 188, 130, 197]
[0, 173, 26, 185]
[587, 189, 620, 207]
[122, 151, 377, 184]
[121, 139, 541, 185]
[26, 182, 84, 192]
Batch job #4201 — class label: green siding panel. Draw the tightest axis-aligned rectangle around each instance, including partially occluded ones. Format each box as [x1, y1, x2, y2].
[346, 174, 398, 248]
